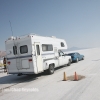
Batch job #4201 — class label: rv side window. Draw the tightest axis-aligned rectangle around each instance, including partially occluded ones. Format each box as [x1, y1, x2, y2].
[42, 44, 53, 51]
[36, 45, 40, 55]
[61, 42, 65, 47]
[20, 45, 28, 54]
[13, 46, 17, 55]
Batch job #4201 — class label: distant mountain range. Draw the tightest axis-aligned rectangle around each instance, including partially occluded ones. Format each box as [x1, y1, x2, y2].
[67, 47, 87, 51]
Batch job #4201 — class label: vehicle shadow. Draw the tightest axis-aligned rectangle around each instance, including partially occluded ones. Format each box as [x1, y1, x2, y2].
[0, 71, 51, 85]
[92, 59, 100, 61]
[0, 65, 71, 85]
[55, 65, 68, 71]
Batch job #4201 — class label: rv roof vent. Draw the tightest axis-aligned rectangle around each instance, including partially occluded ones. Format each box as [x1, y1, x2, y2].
[51, 36, 56, 38]
[8, 36, 16, 40]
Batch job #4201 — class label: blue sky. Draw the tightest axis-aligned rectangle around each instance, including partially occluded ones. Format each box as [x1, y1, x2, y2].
[0, 0, 100, 50]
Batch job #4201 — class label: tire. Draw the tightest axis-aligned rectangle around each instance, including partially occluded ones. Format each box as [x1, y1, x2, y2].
[67, 59, 71, 66]
[48, 64, 54, 74]
[82, 57, 84, 60]
[76, 58, 78, 62]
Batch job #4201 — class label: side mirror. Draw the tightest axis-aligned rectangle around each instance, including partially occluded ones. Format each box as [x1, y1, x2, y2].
[64, 54, 68, 55]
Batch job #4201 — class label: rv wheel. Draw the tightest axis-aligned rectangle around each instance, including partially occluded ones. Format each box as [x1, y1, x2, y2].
[48, 64, 54, 74]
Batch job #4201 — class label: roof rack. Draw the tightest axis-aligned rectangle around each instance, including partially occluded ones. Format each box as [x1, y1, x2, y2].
[17, 33, 37, 38]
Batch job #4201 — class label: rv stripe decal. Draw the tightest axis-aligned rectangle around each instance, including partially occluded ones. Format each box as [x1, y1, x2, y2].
[7, 50, 67, 60]
[7, 55, 32, 60]
[43, 57, 56, 62]
[7, 53, 55, 60]
[42, 53, 55, 56]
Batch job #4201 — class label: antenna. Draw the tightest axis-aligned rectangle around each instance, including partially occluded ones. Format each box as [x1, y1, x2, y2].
[9, 21, 18, 70]
[9, 20, 14, 36]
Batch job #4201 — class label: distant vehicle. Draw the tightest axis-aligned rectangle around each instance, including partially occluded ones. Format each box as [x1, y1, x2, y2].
[67, 52, 84, 62]
[5, 34, 72, 75]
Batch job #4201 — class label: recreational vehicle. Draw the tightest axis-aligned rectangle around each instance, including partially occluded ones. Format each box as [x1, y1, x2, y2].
[5, 34, 71, 75]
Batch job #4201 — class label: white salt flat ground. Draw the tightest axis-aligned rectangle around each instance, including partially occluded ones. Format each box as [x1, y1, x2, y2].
[0, 48, 100, 100]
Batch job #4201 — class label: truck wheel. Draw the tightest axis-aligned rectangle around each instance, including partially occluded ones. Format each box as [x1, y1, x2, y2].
[48, 64, 54, 74]
[67, 59, 71, 66]
[82, 57, 84, 60]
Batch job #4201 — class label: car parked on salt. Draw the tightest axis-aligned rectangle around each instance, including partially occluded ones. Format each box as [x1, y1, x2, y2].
[67, 52, 84, 62]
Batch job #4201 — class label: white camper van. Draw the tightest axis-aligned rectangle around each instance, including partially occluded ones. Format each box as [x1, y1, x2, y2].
[5, 34, 71, 75]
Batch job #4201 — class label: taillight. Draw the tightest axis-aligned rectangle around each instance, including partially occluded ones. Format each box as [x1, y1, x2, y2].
[7, 61, 11, 65]
[29, 59, 32, 62]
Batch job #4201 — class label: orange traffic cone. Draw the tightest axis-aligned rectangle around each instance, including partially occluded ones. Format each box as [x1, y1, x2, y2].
[63, 72, 67, 81]
[74, 72, 78, 81]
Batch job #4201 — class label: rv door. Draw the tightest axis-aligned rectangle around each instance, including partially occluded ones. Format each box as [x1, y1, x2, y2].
[34, 43, 43, 72]
[13, 43, 22, 70]
[58, 50, 65, 66]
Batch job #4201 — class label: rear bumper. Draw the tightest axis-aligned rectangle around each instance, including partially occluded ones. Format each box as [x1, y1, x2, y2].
[8, 72, 36, 75]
